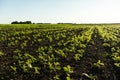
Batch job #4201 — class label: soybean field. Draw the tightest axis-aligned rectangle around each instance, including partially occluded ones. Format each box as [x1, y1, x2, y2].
[0, 24, 120, 80]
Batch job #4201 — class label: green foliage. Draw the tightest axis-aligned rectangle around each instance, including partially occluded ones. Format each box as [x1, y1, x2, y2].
[66, 76, 71, 80]
[0, 52, 4, 56]
[53, 75, 60, 80]
[12, 53, 38, 73]
[93, 60, 104, 68]
[89, 74, 97, 80]
[10, 66, 17, 72]
[102, 43, 110, 47]
[1, 24, 120, 79]
[114, 63, 120, 67]
[55, 49, 67, 58]
[63, 65, 73, 73]
[63, 65, 73, 80]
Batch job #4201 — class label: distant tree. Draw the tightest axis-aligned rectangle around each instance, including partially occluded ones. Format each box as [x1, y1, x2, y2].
[11, 21, 18, 24]
[11, 21, 32, 24]
[25, 21, 32, 24]
[19, 21, 24, 24]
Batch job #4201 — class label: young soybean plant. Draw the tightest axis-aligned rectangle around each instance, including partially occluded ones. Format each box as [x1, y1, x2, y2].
[0, 51, 4, 56]
[63, 65, 73, 80]
[93, 60, 104, 68]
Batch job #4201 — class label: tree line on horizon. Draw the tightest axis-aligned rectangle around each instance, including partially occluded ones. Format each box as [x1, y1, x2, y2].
[11, 21, 77, 24]
[11, 21, 120, 25]
[11, 21, 32, 24]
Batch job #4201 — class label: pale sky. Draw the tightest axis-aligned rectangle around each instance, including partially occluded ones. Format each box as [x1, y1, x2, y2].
[0, 0, 120, 24]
